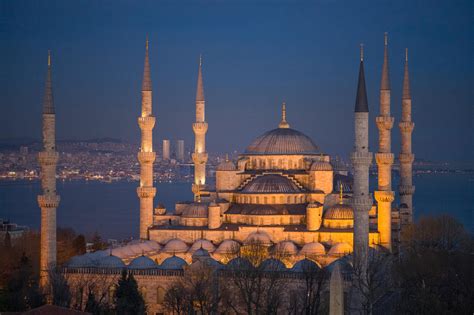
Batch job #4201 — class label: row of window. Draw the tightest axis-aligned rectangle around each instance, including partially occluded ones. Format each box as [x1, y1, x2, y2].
[235, 194, 307, 204]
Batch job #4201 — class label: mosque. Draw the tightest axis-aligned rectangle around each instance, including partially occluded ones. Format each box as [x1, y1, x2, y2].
[36, 33, 415, 314]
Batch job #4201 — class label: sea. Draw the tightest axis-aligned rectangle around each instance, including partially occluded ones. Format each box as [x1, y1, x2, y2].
[0, 173, 472, 240]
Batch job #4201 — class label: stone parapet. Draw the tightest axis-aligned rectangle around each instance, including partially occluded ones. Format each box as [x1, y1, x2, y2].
[374, 191, 394, 203]
[399, 153, 414, 164]
[375, 153, 394, 165]
[350, 151, 373, 166]
[138, 151, 156, 164]
[38, 194, 60, 208]
[399, 121, 414, 133]
[137, 186, 157, 198]
[192, 122, 208, 135]
[398, 185, 415, 195]
[138, 116, 156, 130]
[376, 116, 394, 130]
[38, 151, 59, 165]
[192, 152, 208, 164]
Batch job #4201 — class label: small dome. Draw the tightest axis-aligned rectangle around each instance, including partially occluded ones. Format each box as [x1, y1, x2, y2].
[111, 246, 135, 259]
[182, 203, 208, 218]
[299, 242, 325, 256]
[97, 255, 125, 268]
[244, 231, 272, 245]
[245, 128, 318, 155]
[311, 161, 333, 171]
[67, 255, 94, 268]
[227, 257, 253, 269]
[193, 248, 210, 258]
[215, 240, 240, 254]
[274, 241, 298, 255]
[260, 258, 286, 271]
[217, 159, 236, 171]
[324, 204, 354, 220]
[291, 258, 320, 272]
[189, 239, 216, 253]
[328, 243, 352, 256]
[128, 256, 158, 269]
[241, 174, 303, 193]
[160, 256, 188, 270]
[162, 239, 189, 253]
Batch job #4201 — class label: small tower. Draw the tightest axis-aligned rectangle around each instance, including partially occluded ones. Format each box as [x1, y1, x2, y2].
[399, 48, 415, 226]
[375, 33, 395, 251]
[350, 44, 373, 274]
[192, 55, 208, 200]
[37, 51, 60, 287]
[137, 36, 157, 239]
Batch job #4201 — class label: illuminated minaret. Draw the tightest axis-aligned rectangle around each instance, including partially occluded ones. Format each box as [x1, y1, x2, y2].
[37, 51, 60, 287]
[375, 33, 394, 251]
[137, 37, 156, 239]
[192, 55, 208, 200]
[350, 44, 372, 273]
[399, 48, 415, 226]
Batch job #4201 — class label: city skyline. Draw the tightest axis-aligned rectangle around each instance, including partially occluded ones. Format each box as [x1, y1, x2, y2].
[1, 1, 472, 164]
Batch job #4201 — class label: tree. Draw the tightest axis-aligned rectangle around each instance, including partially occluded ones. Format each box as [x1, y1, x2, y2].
[72, 234, 86, 255]
[91, 232, 106, 251]
[114, 269, 146, 315]
[394, 215, 473, 314]
[3, 231, 11, 249]
[50, 268, 72, 308]
[84, 291, 101, 314]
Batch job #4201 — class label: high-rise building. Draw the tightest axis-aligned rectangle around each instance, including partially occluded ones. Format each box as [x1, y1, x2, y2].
[177, 139, 185, 162]
[162, 139, 170, 161]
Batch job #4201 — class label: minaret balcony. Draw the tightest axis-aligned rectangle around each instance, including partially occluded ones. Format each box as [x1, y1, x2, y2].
[351, 196, 373, 211]
[38, 151, 59, 165]
[192, 122, 208, 134]
[138, 116, 156, 130]
[192, 152, 208, 164]
[376, 116, 394, 130]
[398, 153, 414, 164]
[399, 121, 414, 132]
[374, 191, 394, 203]
[37, 194, 60, 208]
[398, 184, 415, 195]
[350, 151, 373, 166]
[138, 151, 156, 164]
[137, 186, 156, 198]
[375, 153, 394, 165]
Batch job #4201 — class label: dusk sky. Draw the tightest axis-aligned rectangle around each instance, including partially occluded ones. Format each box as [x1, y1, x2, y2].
[1, 0, 472, 162]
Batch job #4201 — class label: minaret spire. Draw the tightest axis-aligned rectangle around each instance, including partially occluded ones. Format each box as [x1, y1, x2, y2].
[279, 102, 290, 128]
[192, 55, 209, 200]
[38, 51, 60, 287]
[399, 48, 415, 226]
[375, 33, 395, 251]
[350, 43, 373, 308]
[137, 37, 156, 239]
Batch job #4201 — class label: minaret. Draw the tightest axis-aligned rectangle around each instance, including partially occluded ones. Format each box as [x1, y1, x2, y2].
[137, 37, 156, 239]
[192, 55, 208, 200]
[329, 262, 344, 315]
[375, 33, 394, 251]
[350, 44, 373, 273]
[398, 48, 415, 226]
[37, 51, 60, 287]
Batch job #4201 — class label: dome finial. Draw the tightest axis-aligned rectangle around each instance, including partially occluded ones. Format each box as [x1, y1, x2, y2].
[278, 102, 290, 128]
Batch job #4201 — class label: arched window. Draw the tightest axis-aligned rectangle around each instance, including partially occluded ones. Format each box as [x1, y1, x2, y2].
[140, 286, 147, 301]
[287, 196, 291, 204]
[280, 196, 284, 203]
[256, 196, 260, 204]
[108, 285, 116, 303]
[157, 287, 165, 304]
[272, 196, 276, 204]
[264, 197, 268, 204]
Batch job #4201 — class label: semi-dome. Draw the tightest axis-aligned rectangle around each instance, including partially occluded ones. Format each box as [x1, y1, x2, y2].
[160, 256, 188, 270]
[215, 240, 240, 254]
[324, 204, 354, 220]
[310, 161, 333, 171]
[274, 241, 298, 255]
[245, 128, 318, 155]
[241, 174, 303, 194]
[244, 231, 272, 245]
[182, 203, 208, 218]
[328, 243, 352, 256]
[299, 242, 326, 256]
[128, 255, 158, 269]
[189, 239, 216, 253]
[97, 255, 125, 268]
[162, 239, 189, 253]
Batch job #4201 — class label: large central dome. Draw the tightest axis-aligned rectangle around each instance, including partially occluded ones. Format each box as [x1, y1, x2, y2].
[245, 127, 319, 155]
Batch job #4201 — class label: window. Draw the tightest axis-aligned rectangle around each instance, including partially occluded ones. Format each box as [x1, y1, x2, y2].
[157, 287, 165, 304]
